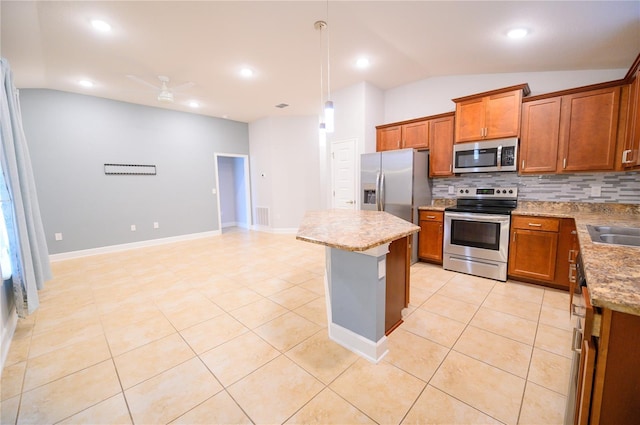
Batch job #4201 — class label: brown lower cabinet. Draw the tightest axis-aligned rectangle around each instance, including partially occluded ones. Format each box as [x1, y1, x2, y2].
[574, 286, 640, 425]
[418, 210, 444, 264]
[385, 236, 409, 334]
[508, 215, 577, 289]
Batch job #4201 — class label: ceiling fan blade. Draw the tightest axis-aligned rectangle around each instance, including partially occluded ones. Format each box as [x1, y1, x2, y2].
[171, 81, 196, 92]
[126, 74, 160, 90]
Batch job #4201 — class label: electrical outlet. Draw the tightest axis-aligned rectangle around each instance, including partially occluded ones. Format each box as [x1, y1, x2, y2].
[153, 222, 159, 229]
[448, 186, 455, 195]
[591, 185, 602, 197]
[131, 224, 136, 231]
[54, 233, 63, 241]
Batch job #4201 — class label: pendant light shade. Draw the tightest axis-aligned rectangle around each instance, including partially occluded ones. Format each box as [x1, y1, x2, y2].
[324, 101, 334, 133]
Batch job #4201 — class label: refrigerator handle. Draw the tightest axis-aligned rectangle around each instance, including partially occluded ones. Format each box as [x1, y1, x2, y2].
[379, 172, 385, 211]
[375, 171, 381, 210]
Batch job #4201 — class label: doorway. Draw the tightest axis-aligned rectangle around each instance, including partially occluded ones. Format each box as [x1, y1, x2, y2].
[330, 139, 357, 209]
[214, 153, 251, 233]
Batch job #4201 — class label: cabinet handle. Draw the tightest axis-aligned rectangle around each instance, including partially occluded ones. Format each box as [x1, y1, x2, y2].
[426, 215, 436, 219]
[622, 149, 633, 164]
[571, 302, 585, 318]
[449, 164, 452, 172]
[528, 223, 543, 227]
[397, 140, 401, 148]
[569, 264, 577, 283]
[568, 249, 577, 263]
[563, 158, 567, 169]
[571, 327, 583, 353]
[521, 159, 525, 169]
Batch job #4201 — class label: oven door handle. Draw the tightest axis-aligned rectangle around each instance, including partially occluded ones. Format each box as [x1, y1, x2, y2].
[496, 145, 502, 170]
[444, 212, 511, 223]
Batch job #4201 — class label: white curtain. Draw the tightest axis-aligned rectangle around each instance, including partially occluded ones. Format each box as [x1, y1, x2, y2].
[0, 58, 51, 317]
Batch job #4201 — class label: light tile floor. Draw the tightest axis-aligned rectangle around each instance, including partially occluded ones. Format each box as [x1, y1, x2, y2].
[1, 229, 572, 424]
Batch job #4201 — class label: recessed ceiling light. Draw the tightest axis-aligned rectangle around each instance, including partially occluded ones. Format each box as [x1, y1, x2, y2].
[507, 28, 528, 39]
[91, 19, 112, 32]
[188, 101, 199, 108]
[78, 80, 94, 88]
[356, 57, 370, 69]
[240, 68, 254, 78]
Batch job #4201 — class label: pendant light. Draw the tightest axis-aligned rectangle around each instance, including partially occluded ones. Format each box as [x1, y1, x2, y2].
[323, 2, 334, 133]
[315, 8, 334, 134]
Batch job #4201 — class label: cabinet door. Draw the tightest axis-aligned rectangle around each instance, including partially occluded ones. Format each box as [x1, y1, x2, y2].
[429, 115, 455, 177]
[419, 212, 444, 263]
[455, 97, 485, 143]
[559, 87, 621, 172]
[520, 97, 561, 174]
[485, 90, 523, 139]
[402, 120, 429, 149]
[386, 237, 408, 334]
[577, 338, 596, 425]
[508, 229, 558, 282]
[622, 72, 640, 168]
[377, 126, 402, 151]
[555, 218, 578, 291]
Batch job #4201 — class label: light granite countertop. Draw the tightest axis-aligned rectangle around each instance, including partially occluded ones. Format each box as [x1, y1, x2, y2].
[513, 201, 640, 316]
[296, 209, 420, 252]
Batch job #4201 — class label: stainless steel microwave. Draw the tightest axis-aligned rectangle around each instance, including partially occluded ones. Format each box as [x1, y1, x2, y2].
[452, 138, 518, 173]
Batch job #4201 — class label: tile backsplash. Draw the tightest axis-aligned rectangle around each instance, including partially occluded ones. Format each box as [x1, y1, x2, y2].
[431, 171, 640, 204]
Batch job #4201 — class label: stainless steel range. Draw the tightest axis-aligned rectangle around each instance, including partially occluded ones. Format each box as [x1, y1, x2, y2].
[443, 187, 518, 281]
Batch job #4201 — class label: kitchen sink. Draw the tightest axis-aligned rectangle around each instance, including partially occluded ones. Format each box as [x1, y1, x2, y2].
[586, 225, 640, 247]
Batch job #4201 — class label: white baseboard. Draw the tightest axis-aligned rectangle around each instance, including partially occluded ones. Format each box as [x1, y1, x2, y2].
[49, 230, 221, 262]
[0, 306, 18, 376]
[328, 322, 388, 364]
[222, 221, 251, 229]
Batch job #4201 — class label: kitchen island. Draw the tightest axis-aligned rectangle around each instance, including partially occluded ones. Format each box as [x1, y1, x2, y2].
[296, 209, 419, 363]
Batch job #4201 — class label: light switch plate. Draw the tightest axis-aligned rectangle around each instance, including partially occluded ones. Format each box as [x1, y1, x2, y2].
[591, 185, 601, 197]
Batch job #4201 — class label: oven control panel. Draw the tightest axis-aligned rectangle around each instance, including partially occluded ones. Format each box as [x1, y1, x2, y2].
[456, 187, 518, 199]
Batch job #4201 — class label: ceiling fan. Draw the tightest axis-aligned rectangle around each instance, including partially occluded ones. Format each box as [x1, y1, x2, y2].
[126, 75, 195, 103]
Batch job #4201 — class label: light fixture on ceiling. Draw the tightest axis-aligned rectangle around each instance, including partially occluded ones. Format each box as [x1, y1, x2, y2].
[91, 19, 111, 33]
[240, 67, 254, 78]
[188, 101, 199, 108]
[315, 16, 334, 134]
[507, 28, 528, 39]
[78, 79, 93, 88]
[356, 57, 370, 69]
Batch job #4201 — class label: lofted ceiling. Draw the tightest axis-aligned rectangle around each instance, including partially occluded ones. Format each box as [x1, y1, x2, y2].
[2, 1, 639, 123]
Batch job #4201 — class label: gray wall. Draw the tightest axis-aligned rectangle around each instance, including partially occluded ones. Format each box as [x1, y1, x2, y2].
[19, 89, 249, 254]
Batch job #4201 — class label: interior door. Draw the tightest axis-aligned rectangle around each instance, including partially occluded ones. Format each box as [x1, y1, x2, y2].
[331, 139, 357, 210]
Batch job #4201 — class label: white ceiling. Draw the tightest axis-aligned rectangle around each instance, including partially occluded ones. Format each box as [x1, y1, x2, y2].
[2, 1, 639, 123]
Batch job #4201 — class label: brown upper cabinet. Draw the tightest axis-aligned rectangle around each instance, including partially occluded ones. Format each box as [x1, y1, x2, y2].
[376, 118, 429, 151]
[520, 84, 622, 174]
[520, 97, 561, 174]
[620, 56, 640, 170]
[428, 113, 455, 177]
[376, 113, 455, 177]
[453, 84, 530, 143]
[559, 87, 621, 172]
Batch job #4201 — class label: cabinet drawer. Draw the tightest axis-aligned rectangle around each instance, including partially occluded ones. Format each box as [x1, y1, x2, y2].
[512, 215, 560, 232]
[419, 211, 443, 222]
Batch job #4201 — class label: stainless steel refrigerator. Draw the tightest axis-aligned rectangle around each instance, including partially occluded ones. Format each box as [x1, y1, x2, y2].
[361, 148, 431, 264]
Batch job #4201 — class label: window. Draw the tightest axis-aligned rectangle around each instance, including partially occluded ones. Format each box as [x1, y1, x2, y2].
[0, 163, 13, 280]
